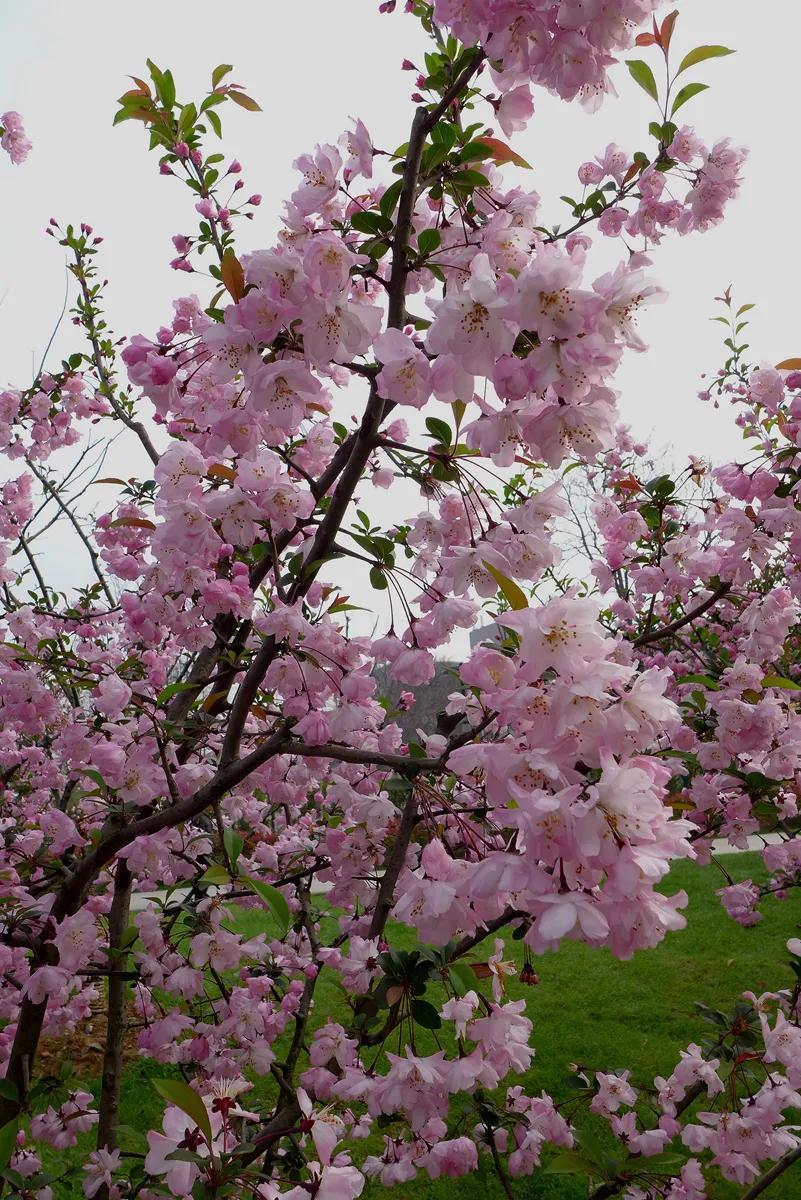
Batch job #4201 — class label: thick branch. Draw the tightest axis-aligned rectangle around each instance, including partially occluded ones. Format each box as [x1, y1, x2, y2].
[96, 860, 132, 1163]
[369, 789, 419, 939]
[387, 48, 485, 330]
[219, 636, 277, 767]
[740, 1147, 801, 1200]
[279, 739, 440, 773]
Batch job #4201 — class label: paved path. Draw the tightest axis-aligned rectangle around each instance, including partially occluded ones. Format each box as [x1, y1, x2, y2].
[711, 833, 782, 856]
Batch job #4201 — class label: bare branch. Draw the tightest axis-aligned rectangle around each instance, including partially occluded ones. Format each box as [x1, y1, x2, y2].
[633, 581, 732, 648]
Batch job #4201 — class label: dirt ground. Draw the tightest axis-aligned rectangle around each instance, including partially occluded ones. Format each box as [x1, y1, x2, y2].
[37, 998, 139, 1081]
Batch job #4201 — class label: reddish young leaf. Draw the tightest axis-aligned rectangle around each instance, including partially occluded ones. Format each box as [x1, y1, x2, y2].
[207, 463, 237, 481]
[615, 475, 643, 494]
[478, 136, 532, 169]
[109, 517, 156, 531]
[660, 10, 679, 53]
[227, 89, 262, 112]
[220, 248, 246, 301]
[622, 159, 640, 184]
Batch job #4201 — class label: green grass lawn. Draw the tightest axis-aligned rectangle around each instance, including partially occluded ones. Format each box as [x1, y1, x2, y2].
[40, 851, 801, 1199]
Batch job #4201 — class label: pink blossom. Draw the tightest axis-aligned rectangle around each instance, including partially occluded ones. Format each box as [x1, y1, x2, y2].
[374, 329, 432, 408]
[1, 110, 31, 164]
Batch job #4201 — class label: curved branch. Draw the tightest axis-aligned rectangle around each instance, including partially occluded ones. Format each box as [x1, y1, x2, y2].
[25, 456, 116, 606]
[633, 581, 732, 649]
[740, 1146, 801, 1200]
[279, 739, 441, 773]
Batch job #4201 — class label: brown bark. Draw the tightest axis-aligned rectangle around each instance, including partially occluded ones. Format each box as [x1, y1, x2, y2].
[96, 860, 133, 1158]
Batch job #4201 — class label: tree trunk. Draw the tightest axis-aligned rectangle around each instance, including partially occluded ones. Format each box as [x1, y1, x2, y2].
[96, 860, 133, 1161]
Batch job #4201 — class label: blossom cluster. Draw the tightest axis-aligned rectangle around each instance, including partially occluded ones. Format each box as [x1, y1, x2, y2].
[0, 5, 796, 1200]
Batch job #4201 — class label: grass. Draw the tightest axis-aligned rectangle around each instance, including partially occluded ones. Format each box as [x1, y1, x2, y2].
[40, 851, 801, 1199]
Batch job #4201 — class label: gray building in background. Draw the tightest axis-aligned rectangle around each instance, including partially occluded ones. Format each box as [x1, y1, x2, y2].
[373, 661, 463, 743]
[469, 622, 501, 650]
[374, 627, 500, 742]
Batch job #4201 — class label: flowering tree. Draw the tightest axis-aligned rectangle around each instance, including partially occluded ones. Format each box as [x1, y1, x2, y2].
[3, 4, 801, 1198]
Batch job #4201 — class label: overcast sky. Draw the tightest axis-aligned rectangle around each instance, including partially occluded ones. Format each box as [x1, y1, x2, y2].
[0, 1, 798, 615]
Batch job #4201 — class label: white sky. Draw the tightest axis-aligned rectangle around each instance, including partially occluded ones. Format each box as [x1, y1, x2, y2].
[0, 1, 798, 620]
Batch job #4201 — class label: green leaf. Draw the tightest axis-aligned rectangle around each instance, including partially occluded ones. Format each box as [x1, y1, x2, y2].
[626, 59, 659, 101]
[166, 1148, 203, 1163]
[418, 228, 441, 256]
[425, 417, 452, 446]
[411, 999, 442, 1029]
[430, 122, 457, 151]
[675, 674, 719, 691]
[79, 768, 106, 791]
[543, 1150, 599, 1177]
[483, 561, 528, 610]
[159, 69, 176, 111]
[153, 1080, 211, 1144]
[379, 179, 403, 219]
[369, 565, 388, 591]
[0, 1119, 17, 1172]
[458, 140, 494, 163]
[646, 474, 675, 499]
[351, 211, 391, 235]
[211, 64, 233, 88]
[636, 1150, 686, 1174]
[223, 828, 243, 869]
[677, 45, 735, 75]
[448, 961, 476, 997]
[156, 680, 197, 706]
[119, 923, 139, 951]
[670, 81, 709, 116]
[243, 879, 290, 939]
[0, 1081, 17, 1105]
[200, 865, 231, 886]
[762, 675, 801, 690]
[448, 168, 491, 190]
[178, 102, 197, 133]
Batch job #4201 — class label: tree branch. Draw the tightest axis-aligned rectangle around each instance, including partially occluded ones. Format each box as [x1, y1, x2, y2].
[96, 860, 132, 1167]
[369, 789, 419, 939]
[279, 739, 441, 773]
[25, 456, 116, 606]
[633, 581, 732, 648]
[740, 1146, 801, 1200]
